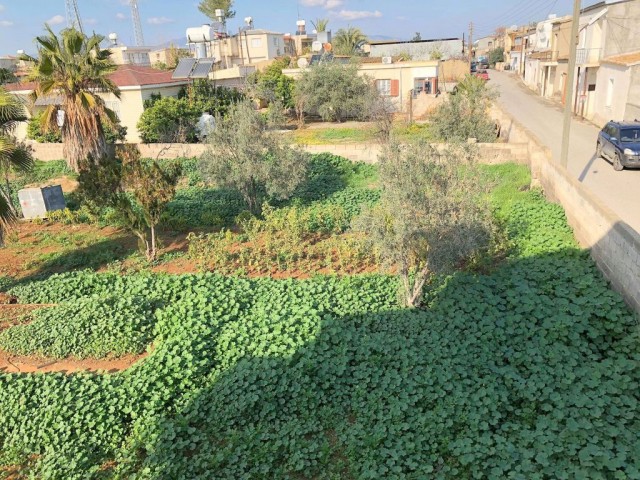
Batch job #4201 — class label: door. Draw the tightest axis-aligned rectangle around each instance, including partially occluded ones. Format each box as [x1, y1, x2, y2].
[602, 124, 616, 159]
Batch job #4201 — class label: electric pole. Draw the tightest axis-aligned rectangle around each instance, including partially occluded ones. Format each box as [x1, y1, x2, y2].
[468, 22, 474, 65]
[560, 0, 581, 168]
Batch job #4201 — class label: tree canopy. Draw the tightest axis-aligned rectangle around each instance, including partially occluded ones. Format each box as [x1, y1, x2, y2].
[198, 0, 235, 21]
[22, 25, 120, 172]
[332, 26, 367, 55]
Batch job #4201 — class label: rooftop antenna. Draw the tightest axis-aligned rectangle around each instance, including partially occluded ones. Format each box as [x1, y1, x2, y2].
[65, 0, 84, 33]
[130, 0, 145, 46]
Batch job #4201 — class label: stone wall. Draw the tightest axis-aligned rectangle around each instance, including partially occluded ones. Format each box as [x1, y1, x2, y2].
[492, 104, 640, 313]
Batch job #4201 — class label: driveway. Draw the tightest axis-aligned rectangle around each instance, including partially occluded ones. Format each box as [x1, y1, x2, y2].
[490, 70, 640, 233]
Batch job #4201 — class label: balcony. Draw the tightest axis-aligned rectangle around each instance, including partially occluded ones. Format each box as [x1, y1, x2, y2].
[576, 48, 601, 65]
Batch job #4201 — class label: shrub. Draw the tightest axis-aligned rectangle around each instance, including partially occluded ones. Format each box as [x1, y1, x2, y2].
[199, 100, 308, 215]
[354, 141, 494, 307]
[294, 60, 379, 123]
[430, 74, 498, 143]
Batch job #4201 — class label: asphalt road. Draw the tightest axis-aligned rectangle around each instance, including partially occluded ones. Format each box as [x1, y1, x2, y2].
[490, 70, 640, 233]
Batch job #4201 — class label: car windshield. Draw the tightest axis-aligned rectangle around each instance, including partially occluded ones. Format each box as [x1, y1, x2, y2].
[620, 128, 640, 142]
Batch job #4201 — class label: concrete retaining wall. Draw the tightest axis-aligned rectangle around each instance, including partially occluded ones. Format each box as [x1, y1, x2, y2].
[492, 104, 640, 314]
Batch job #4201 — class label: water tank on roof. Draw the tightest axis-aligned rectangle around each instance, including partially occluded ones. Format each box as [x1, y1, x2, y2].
[187, 25, 215, 43]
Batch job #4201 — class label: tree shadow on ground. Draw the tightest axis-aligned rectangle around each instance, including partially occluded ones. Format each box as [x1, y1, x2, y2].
[109, 247, 639, 479]
[6, 237, 135, 291]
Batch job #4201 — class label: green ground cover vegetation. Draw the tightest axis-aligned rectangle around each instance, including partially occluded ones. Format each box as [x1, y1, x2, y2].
[1, 161, 638, 478]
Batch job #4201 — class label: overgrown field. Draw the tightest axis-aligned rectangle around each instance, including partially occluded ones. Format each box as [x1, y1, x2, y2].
[1, 163, 638, 478]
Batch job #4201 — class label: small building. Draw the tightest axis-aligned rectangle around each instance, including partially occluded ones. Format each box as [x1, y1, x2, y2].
[109, 46, 152, 67]
[5, 65, 188, 144]
[283, 59, 445, 116]
[212, 29, 292, 69]
[366, 38, 464, 61]
[594, 52, 640, 124]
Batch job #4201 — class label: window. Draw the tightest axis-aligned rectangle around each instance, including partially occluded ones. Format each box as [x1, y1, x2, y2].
[620, 128, 640, 142]
[376, 79, 391, 96]
[606, 78, 614, 107]
[273, 37, 279, 46]
[251, 38, 262, 48]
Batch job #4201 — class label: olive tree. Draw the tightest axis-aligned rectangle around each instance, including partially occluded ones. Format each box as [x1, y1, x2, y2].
[294, 60, 378, 124]
[430, 74, 499, 143]
[199, 100, 308, 215]
[354, 141, 494, 308]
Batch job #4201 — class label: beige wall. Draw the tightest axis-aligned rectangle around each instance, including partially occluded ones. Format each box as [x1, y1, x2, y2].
[214, 31, 287, 68]
[593, 63, 631, 125]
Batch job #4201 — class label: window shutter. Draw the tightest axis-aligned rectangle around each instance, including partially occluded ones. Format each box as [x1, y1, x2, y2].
[390, 79, 400, 97]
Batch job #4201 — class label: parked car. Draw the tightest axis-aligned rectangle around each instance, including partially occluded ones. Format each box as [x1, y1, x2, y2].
[470, 61, 478, 73]
[596, 120, 640, 171]
[475, 69, 489, 81]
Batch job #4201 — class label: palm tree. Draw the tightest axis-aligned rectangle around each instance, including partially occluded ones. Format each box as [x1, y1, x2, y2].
[311, 18, 329, 33]
[0, 87, 34, 246]
[22, 25, 120, 172]
[332, 26, 367, 55]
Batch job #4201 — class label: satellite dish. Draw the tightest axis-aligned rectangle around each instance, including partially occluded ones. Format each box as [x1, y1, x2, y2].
[311, 41, 323, 52]
[297, 57, 309, 68]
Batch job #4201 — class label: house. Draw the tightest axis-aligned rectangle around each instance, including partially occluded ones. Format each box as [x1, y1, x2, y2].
[211, 29, 293, 69]
[109, 46, 152, 67]
[578, 0, 640, 124]
[283, 59, 444, 116]
[366, 38, 464, 61]
[595, 52, 640, 123]
[474, 35, 496, 59]
[509, 27, 536, 75]
[5, 65, 188, 143]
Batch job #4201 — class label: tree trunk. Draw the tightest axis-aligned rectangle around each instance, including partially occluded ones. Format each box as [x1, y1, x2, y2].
[0, 181, 17, 217]
[149, 224, 157, 261]
[63, 108, 109, 172]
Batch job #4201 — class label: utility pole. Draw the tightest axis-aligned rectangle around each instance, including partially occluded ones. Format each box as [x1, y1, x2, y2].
[468, 22, 474, 65]
[130, 0, 145, 46]
[65, 0, 84, 33]
[520, 27, 525, 77]
[560, 0, 581, 168]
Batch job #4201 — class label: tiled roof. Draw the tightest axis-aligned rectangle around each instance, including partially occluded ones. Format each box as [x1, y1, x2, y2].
[3, 81, 37, 92]
[602, 52, 640, 67]
[2, 65, 187, 93]
[108, 65, 188, 87]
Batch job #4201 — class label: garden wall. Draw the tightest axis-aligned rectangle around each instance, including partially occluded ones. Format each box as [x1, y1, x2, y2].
[492, 104, 640, 313]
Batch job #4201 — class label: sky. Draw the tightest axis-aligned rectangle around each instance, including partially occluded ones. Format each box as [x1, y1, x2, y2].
[0, 0, 580, 56]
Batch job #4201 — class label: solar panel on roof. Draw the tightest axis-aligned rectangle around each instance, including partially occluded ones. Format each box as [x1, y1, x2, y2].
[172, 58, 197, 79]
[190, 59, 214, 79]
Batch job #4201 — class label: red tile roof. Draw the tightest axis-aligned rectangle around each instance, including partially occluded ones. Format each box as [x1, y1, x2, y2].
[108, 65, 188, 87]
[3, 81, 37, 92]
[3, 65, 187, 92]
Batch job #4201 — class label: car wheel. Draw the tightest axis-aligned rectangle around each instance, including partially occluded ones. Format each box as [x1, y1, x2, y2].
[596, 141, 603, 158]
[613, 153, 624, 171]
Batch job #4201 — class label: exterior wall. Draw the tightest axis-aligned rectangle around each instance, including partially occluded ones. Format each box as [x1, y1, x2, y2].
[0, 57, 17, 71]
[283, 61, 440, 114]
[110, 47, 152, 66]
[554, 21, 572, 60]
[593, 63, 630, 125]
[602, 0, 640, 58]
[626, 64, 640, 121]
[369, 39, 463, 61]
[214, 31, 286, 67]
[439, 59, 469, 81]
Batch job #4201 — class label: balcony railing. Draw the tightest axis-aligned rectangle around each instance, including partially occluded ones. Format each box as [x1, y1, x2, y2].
[576, 48, 602, 65]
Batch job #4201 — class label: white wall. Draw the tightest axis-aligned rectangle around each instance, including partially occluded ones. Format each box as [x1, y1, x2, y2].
[593, 64, 630, 125]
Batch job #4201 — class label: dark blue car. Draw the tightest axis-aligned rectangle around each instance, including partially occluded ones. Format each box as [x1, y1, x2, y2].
[596, 120, 640, 171]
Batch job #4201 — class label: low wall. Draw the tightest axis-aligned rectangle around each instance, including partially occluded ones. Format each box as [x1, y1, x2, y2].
[492, 104, 640, 313]
[27, 142, 209, 161]
[303, 143, 529, 165]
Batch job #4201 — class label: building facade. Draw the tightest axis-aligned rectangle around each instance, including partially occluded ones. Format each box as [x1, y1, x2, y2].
[367, 39, 464, 61]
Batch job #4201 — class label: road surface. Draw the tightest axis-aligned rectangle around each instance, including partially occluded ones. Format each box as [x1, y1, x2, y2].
[490, 70, 640, 233]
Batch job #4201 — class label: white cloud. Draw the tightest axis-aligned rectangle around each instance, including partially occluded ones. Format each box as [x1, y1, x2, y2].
[333, 9, 382, 20]
[116, 12, 127, 20]
[147, 16, 174, 25]
[47, 14, 65, 25]
[324, 0, 343, 8]
[0, 20, 13, 27]
[300, 0, 343, 8]
[0, 5, 5, 12]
